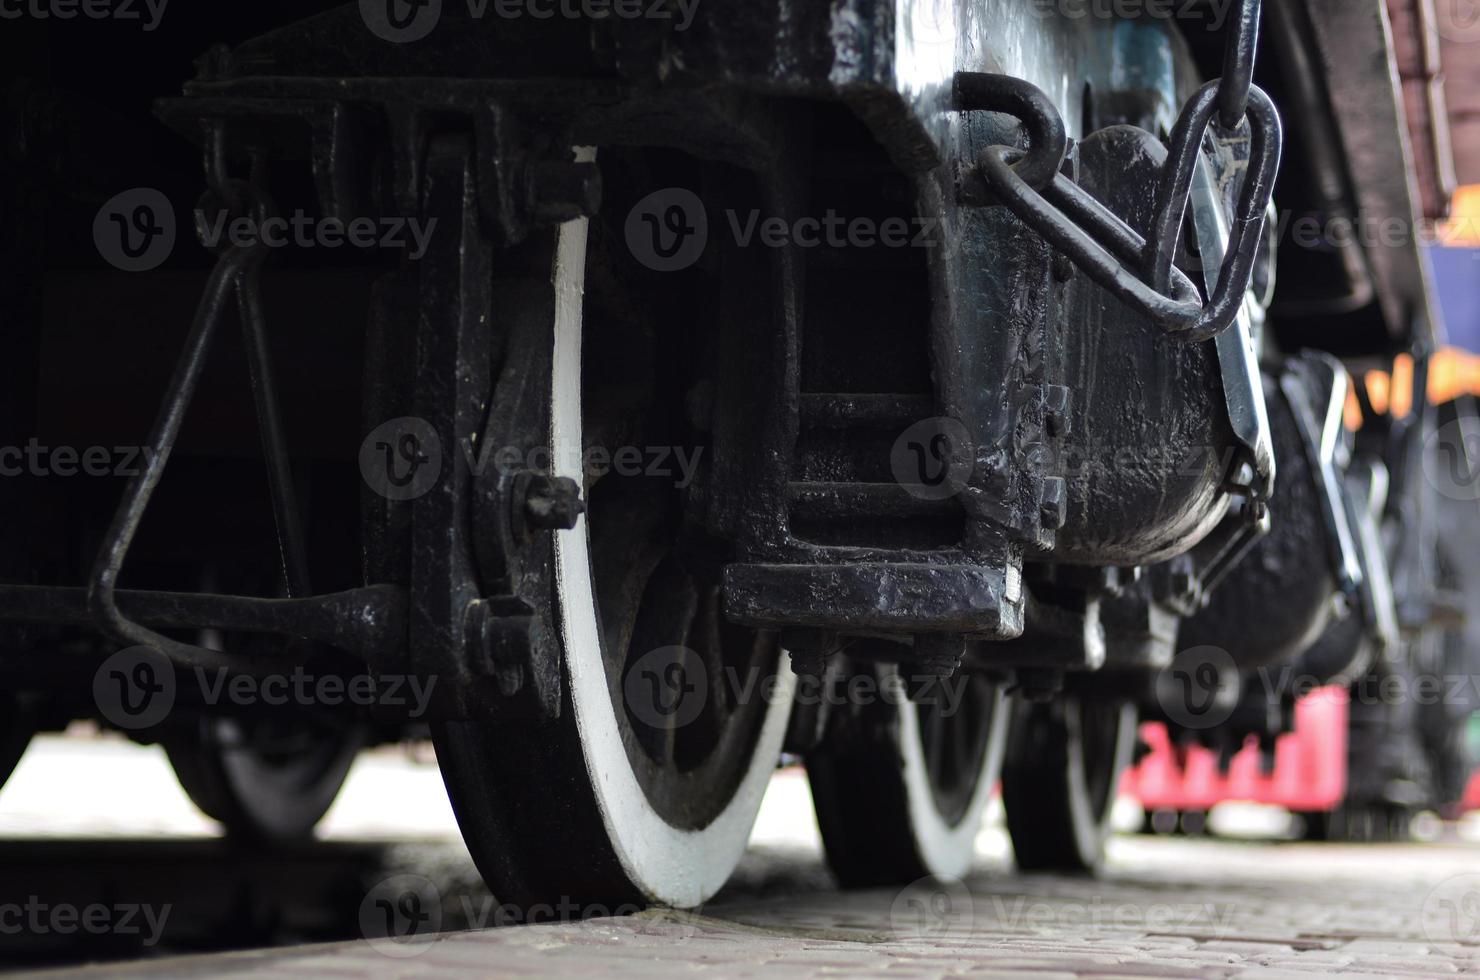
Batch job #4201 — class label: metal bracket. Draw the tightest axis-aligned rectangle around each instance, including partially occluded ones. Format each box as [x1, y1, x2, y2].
[1190, 151, 1276, 509]
[1281, 353, 1364, 599]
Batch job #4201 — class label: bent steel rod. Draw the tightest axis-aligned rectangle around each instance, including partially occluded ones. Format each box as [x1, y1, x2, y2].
[0, 584, 407, 668]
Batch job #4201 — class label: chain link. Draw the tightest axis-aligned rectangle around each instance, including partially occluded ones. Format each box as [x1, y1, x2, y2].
[957, 0, 1281, 344]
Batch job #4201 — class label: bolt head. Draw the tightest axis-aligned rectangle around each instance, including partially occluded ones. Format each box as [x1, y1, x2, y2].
[523, 475, 585, 531]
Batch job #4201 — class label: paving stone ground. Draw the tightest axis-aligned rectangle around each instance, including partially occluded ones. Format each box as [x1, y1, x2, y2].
[27, 835, 1480, 978]
[7, 744, 1480, 978]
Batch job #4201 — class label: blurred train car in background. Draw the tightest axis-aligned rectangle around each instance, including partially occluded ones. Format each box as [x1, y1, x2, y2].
[1129, 180, 1480, 840]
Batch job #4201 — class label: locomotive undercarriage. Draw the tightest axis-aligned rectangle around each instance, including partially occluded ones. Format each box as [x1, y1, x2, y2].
[0, 0, 1467, 909]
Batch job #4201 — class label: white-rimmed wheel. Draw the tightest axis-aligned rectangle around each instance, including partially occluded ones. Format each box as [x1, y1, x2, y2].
[0, 698, 32, 796]
[162, 588, 363, 841]
[1001, 696, 1137, 872]
[434, 170, 795, 911]
[164, 713, 362, 840]
[807, 662, 1010, 886]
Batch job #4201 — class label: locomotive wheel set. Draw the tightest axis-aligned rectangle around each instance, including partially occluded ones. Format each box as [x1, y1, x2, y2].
[0, 0, 1473, 913]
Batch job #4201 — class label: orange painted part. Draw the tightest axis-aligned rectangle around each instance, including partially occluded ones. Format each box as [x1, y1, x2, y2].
[1358, 347, 1480, 424]
[1122, 688, 1349, 811]
[1441, 185, 1480, 247]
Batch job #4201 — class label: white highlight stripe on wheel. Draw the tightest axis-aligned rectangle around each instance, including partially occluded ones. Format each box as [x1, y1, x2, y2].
[549, 204, 795, 909]
[896, 679, 1010, 877]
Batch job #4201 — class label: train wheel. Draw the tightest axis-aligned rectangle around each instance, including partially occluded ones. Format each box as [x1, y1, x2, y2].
[0, 735, 27, 790]
[0, 700, 32, 795]
[163, 714, 362, 840]
[433, 198, 795, 911]
[1001, 697, 1137, 872]
[1146, 808, 1181, 835]
[807, 666, 1010, 887]
[1298, 809, 1332, 841]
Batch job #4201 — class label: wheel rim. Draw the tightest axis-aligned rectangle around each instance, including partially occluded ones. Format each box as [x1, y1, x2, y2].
[0, 699, 32, 795]
[914, 672, 1004, 825]
[896, 670, 1009, 875]
[546, 202, 795, 906]
[1062, 697, 1136, 864]
[166, 713, 362, 839]
[1003, 696, 1136, 871]
[1074, 699, 1132, 827]
[163, 592, 362, 840]
[807, 660, 1009, 885]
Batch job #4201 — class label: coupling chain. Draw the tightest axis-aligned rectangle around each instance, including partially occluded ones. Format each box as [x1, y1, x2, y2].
[957, 0, 1281, 344]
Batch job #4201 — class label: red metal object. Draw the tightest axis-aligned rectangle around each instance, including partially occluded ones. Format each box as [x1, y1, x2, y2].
[1462, 769, 1480, 812]
[1123, 687, 1349, 812]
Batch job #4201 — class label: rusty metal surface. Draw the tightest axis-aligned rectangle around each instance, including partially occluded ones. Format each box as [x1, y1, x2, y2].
[1385, 0, 1458, 219]
[1442, 20, 1480, 187]
[1294, 0, 1441, 345]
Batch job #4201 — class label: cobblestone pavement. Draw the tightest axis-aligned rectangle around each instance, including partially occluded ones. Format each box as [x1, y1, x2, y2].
[8, 743, 1480, 978]
[24, 835, 1480, 977]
